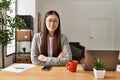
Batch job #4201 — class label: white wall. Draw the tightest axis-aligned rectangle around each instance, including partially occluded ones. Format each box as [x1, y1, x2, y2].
[114, 0, 120, 50]
[114, 0, 120, 59]
[17, 0, 35, 16]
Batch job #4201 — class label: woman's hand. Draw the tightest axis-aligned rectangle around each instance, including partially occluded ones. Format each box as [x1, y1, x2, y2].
[38, 55, 46, 62]
[58, 52, 66, 58]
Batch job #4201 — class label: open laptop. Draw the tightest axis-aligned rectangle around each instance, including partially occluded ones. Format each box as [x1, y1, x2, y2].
[83, 50, 119, 71]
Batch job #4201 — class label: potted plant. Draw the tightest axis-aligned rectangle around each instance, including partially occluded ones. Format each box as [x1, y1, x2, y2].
[22, 47, 26, 53]
[93, 57, 106, 78]
[0, 0, 26, 68]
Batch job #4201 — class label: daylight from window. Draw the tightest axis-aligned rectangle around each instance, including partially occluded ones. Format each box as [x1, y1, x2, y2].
[7, 0, 16, 55]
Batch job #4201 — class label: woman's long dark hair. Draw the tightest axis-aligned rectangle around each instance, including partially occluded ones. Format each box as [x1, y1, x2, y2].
[41, 10, 62, 57]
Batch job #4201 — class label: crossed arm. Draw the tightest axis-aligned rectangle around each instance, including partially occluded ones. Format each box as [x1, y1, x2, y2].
[31, 33, 72, 66]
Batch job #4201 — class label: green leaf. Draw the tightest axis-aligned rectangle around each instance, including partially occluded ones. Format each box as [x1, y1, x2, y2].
[0, 0, 26, 46]
[0, 0, 11, 10]
[94, 57, 106, 70]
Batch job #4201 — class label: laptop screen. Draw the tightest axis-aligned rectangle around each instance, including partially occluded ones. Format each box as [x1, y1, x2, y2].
[83, 50, 119, 71]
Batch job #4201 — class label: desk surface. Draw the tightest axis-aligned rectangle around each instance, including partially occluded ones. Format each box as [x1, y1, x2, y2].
[0, 64, 120, 80]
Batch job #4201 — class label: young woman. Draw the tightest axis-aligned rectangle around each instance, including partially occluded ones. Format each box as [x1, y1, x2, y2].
[31, 10, 72, 66]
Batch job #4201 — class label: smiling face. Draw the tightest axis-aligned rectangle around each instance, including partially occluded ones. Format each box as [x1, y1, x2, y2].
[46, 14, 59, 36]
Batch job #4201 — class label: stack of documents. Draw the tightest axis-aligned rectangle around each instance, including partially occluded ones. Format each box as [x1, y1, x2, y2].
[2, 63, 36, 73]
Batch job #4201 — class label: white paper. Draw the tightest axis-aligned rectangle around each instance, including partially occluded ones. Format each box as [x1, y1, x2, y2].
[2, 63, 36, 73]
[116, 65, 120, 72]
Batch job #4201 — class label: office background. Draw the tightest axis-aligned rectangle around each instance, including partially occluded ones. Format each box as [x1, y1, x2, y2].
[0, 0, 120, 67]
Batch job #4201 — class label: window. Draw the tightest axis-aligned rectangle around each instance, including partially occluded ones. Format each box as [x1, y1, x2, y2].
[7, 0, 16, 56]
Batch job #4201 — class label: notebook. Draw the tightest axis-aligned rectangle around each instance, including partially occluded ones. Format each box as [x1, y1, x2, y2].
[82, 50, 119, 71]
